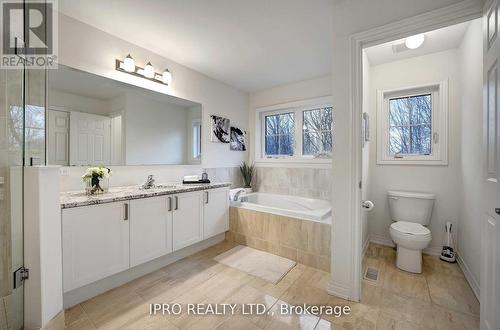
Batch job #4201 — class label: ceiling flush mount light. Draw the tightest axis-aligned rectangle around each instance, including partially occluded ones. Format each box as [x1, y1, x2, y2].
[405, 34, 425, 49]
[115, 55, 171, 86]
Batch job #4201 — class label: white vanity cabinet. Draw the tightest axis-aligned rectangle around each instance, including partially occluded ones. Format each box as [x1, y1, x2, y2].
[203, 187, 229, 239]
[61, 185, 230, 293]
[172, 191, 203, 251]
[129, 196, 172, 267]
[62, 201, 130, 292]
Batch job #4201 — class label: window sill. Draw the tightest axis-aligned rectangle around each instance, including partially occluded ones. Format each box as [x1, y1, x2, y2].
[255, 158, 332, 168]
[376, 159, 448, 166]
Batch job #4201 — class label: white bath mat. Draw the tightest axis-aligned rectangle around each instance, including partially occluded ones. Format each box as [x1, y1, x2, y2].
[214, 245, 296, 284]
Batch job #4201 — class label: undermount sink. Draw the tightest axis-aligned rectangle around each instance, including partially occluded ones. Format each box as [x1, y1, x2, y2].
[139, 184, 181, 190]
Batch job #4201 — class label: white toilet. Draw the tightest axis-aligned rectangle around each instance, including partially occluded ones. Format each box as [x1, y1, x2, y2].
[388, 190, 435, 273]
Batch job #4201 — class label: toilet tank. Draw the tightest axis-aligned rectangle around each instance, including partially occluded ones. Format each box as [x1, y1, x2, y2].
[387, 190, 435, 226]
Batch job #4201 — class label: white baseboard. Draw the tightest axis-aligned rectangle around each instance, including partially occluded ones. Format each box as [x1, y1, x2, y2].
[368, 234, 442, 256]
[327, 280, 351, 301]
[456, 253, 480, 301]
[369, 234, 394, 247]
[63, 234, 225, 308]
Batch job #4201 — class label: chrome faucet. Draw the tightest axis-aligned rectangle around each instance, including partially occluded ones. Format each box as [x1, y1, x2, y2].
[233, 189, 246, 201]
[142, 175, 156, 189]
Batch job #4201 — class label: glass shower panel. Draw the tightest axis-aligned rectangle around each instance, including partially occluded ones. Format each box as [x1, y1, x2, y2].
[0, 65, 25, 330]
[25, 69, 46, 165]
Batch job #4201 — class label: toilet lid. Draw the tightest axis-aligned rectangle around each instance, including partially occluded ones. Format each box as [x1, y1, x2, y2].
[391, 221, 430, 236]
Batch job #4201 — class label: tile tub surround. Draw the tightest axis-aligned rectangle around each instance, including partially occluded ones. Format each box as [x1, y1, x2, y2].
[253, 167, 332, 200]
[205, 167, 244, 189]
[226, 207, 331, 272]
[60, 182, 231, 209]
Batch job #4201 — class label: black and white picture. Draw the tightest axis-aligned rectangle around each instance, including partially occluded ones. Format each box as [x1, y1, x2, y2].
[210, 115, 230, 143]
[230, 126, 247, 151]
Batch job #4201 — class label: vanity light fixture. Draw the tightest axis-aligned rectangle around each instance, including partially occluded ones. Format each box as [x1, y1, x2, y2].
[143, 62, 155, 78]
[162, 69, 172, 85]
[115, 55, 171, 86]
[123, 54, 135, 72]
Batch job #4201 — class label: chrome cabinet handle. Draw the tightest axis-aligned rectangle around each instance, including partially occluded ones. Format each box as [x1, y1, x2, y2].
[168, 197, 172, 211]
[124, 203, 129, 221]
[175, 196, 178, 210]
[205, 191, 209, 204]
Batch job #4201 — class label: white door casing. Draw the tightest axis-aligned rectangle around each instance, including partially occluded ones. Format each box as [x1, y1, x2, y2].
[47, 109, 69, 166]
[338, 1, 483, 302]
[69, 111, 111, 166]
[481, 1, 500, 329]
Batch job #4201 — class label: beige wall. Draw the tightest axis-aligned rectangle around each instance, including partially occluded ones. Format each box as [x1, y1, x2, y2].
[253, 167, 332, 200]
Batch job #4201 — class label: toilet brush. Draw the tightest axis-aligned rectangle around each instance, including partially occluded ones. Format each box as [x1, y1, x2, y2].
[440, 222, 456, 263]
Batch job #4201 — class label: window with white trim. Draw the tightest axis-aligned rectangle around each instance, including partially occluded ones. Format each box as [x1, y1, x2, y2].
[377, 82, 448, 165]
[260, 105, 333, 160]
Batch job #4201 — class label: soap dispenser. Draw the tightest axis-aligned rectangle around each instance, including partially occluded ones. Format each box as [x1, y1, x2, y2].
[201, 170, 209, 183]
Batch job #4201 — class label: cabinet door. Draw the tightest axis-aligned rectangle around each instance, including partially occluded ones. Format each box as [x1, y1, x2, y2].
[203, 188, 229, 239]
[172, 191, 203, 251]
[62, 202, 129, 292]
[130, 196, 172, 267]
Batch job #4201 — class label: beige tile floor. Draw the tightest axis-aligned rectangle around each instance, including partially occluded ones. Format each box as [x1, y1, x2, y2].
[65, 242, 479, 330]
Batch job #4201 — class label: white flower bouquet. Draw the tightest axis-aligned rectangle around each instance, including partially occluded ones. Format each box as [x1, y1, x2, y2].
[82, 166, 112, 195]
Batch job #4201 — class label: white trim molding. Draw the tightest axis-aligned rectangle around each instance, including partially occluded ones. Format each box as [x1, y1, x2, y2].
[329, 0, 483, 302]
[457, 253, 480, 301]
[254, 96, 333, 165]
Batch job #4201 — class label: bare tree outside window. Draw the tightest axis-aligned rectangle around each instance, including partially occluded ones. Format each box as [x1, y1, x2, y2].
[388, 94, 432, 155]
[265, 112, 294, 156]
[302, 107, 333, 156]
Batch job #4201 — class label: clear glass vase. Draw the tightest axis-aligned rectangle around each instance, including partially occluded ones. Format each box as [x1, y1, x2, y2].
[85, 176, 109, 195]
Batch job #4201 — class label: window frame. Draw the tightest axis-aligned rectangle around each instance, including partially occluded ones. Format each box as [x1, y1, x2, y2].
[191, 118, 202, 161]
[255, 96, 333, 167]
[376, 81, 448, 165]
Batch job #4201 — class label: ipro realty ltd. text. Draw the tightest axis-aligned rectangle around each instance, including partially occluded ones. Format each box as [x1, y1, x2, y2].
[150, 303, 351, 317]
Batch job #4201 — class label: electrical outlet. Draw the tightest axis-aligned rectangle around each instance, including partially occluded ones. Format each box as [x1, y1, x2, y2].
[60, 167, 70, 176]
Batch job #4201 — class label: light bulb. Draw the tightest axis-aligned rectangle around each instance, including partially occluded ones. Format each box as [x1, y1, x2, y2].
[162, 69, 172, 85]
[405, 34, 425, 49]
[123, 54, 135, 72]
[144, 62, 155, 78]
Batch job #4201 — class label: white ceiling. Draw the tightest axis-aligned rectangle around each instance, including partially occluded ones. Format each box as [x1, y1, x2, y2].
[365, 21, 471, 66]
[58, 0, 334, 92]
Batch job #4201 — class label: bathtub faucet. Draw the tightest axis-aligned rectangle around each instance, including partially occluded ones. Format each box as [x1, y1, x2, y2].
[233, 189, 246, 201]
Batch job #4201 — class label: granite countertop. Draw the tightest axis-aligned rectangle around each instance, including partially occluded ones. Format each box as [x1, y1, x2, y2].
[60, 182, 232, 209]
